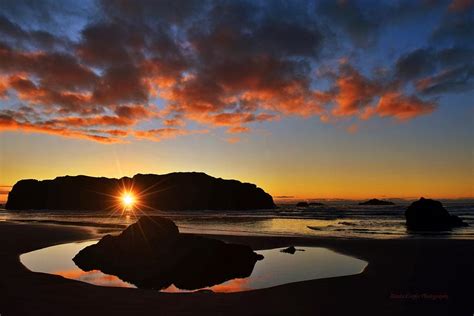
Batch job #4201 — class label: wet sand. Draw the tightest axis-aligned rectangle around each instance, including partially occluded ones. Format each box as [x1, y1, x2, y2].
[0, 221, 473, 315]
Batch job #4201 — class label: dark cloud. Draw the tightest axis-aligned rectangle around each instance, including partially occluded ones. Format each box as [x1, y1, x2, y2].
[0, 15, 67, 50]
[395, 46, 474, 94]
[92, 64, 148, 105]
[77, 23, 139, 67]
[431, 11, 474, 44]
[416, 65, 474, 94]
[317, 0, 379, 47]
[449, 0, 474, 12]
[395, 48, 437, 80]
[99, 0, 206, 25]
[0, 42, 98, 91]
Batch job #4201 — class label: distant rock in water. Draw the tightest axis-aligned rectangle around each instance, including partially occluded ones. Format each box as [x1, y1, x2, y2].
[405, 197, 468, 231]
[358, 199, 395, 206]
[6, 172, 275, 211]
[296, 202, 309, 207]
[296, 201, 324, 207]
[73, 216, 263, 290]
[309, 202, 325, 206]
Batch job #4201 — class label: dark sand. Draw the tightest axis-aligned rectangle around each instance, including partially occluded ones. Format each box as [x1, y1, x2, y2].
[0, 221, 473, 315]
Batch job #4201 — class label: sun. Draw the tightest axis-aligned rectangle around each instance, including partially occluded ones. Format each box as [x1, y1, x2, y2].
[121, 192, 135, 209]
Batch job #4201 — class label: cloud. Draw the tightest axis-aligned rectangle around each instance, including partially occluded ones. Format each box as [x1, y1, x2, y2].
[326, 64, 438, 121]
[317, 0, 379, 47]
[416, 66, 474, 94]
[134, 128, 208, 142]
[92, 64, 148, 105]
[0, 76, 9, 98]
[226, 137, 241, 144]
[431, 10, 474, 45]
[449, 0, 474, 12]
[366, 92, 436, 121]
[331, 64, 380, 117]
[395, 48, 437, 80]
[0, 111, 124, 143]
[394, 46, 474, 94]
[0, 15, 68, 50]
[0, 0, 469, 143]
[227, 126, 250, 134]
[346, 123, 359, 134]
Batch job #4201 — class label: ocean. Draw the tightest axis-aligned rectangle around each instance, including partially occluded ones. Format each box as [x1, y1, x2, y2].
[2, 201, 474, 239]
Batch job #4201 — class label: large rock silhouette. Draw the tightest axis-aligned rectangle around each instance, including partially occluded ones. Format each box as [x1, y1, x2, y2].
[6, 172, 275, 211]
[405, 198, 468, 231]
[73, 216, 263, 290]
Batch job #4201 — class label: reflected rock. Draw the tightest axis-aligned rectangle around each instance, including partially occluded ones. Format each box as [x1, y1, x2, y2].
[358, 199, 394, 206]
[280, 246, 305, 254]
[73, 216, 263, 290]
[405, 197, 468, 231]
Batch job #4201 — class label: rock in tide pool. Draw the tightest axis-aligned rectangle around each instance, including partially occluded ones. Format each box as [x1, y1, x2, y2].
[405, 198, 468, 231]
[73, 216, 264, 290]
[280, 246, 305, 254]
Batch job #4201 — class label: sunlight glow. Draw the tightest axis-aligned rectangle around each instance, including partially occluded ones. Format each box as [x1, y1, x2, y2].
[121, 192, 135, 209]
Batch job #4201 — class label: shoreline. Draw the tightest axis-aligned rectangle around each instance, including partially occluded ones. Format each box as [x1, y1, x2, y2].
[4, 217, 473, 241]
[1, 221, 473, 315]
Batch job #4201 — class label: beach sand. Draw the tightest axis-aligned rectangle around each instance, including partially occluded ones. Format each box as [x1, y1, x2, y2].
[0, 221, 473, 315]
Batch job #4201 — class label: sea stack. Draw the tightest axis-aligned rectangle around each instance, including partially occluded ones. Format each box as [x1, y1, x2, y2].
[6, 172, 275, 211]
[358, 199, 394, 206]
[405, 197, 468, 230]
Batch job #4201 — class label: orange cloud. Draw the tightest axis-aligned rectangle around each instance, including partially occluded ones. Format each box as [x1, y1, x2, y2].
[372, 91, 436, 121]
[0, 114, 123, 143]
[332, 66, 379, 117]
[226, 137, 241, 144]
[134, 128, 208, 142]
[227, 126, 250, 134]
[346, 123, 359, 134]
[0, 77, 8, 98]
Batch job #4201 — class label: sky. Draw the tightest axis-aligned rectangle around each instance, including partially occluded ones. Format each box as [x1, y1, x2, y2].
[0, 0, 473, 200]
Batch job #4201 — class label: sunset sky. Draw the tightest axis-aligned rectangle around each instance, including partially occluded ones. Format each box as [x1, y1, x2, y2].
[0, 0, 473, 200]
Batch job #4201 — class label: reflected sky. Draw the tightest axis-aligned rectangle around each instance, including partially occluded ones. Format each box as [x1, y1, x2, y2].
[21, 240, 367, 293]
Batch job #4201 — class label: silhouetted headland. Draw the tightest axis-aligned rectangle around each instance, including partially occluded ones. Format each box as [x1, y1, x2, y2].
[358, 199, 394, 206]
[73, 216, 263, 290]
[6, 172, 275, 211]
[405, 197, 468, 231]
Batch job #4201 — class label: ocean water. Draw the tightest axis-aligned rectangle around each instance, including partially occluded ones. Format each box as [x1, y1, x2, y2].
[2, 201, 474, 239]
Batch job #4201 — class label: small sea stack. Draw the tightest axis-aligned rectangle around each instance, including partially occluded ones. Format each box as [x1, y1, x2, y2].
[296, 202, 309, 207]
[358, 199, 394, 206]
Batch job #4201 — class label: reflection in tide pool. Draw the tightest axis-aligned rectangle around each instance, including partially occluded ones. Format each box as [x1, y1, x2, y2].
[20, 240, 367, 293]
[21, 240, 134, 288]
